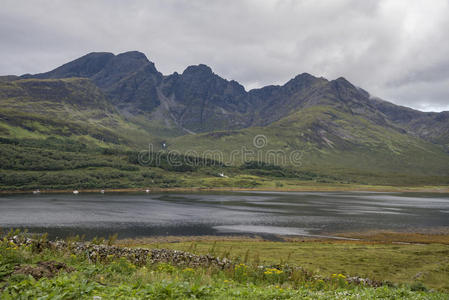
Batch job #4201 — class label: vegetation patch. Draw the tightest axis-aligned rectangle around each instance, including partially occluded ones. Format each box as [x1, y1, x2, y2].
[1, 230, 449, 298]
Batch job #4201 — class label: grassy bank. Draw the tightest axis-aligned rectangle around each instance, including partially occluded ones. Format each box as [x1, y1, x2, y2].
[1, 233, 449, 299]
[120, 233, 449, 292]
[1, 184, 448, 195]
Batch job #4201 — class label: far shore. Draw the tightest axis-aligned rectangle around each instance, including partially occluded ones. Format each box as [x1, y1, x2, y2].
[1, 185, 448, 195]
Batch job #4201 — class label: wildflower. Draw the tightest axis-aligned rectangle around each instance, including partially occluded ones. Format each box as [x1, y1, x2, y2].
[265, 268, 283, 275]
[182, 267, 195, 274]
[235, 263, 247, 270]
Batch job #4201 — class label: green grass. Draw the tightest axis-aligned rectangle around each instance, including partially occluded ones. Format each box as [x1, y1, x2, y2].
[126, 239, 449, 291]
[1, 234, 448, 299]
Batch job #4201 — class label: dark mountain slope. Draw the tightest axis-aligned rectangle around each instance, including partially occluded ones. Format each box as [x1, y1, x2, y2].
[371, 98, 449, 148]
[247, 75, 391, 130]
[26, 51, 164, 114]
[23, 52, 115, 79]
[159, 64, 250, 132]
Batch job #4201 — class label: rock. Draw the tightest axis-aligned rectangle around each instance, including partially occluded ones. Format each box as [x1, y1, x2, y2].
[13, 261, 74, 279]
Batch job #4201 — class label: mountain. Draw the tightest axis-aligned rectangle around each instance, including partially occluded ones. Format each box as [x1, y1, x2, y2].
[23, 51, 449, 144]
[1, 50, 448, 188]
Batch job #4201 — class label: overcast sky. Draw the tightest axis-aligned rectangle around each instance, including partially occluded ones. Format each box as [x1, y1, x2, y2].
[1, 0, 448, 112]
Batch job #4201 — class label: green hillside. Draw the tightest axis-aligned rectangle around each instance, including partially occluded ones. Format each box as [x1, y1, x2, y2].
[0, 77, 158, 148]
[169, 106, 449, 185]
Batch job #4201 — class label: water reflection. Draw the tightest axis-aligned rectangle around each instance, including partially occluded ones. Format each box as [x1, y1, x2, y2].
[0, 191, 448, 239]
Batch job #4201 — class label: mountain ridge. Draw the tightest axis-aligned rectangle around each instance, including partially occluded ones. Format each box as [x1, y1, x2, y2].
[19, 51, 448, 145]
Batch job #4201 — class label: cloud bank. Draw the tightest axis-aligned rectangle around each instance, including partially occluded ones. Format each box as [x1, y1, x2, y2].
[1, 0, 448, 111]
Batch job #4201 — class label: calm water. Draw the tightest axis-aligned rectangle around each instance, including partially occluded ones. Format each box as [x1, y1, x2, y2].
[0, 191, 448, 239]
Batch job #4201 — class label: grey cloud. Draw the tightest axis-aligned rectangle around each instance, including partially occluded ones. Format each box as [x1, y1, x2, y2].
[380, 79, 449, 112]
[1, 0, 448, 111]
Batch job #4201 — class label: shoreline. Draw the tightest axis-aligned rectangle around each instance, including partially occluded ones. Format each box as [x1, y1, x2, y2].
[1, 185, 449, 195]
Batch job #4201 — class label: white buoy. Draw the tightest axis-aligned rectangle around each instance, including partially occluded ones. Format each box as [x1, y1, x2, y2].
[33, 189, 40, 194]
[145, 189, 150, 193]
[100, 189, 105, 194]
[73, 190, 79, 194]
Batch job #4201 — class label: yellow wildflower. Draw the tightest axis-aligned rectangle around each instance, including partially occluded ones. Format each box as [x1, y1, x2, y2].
[182, 267, 194, 273]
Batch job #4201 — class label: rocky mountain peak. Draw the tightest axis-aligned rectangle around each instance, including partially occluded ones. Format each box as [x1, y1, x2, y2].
[182, 64, 213, 76]
[116, 51, 148, 61]
[25, 52, 115, 79]
[283, 72, 322, 90]
[97, 51, 156, 76]
[331, 76, 356, 89]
